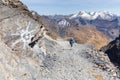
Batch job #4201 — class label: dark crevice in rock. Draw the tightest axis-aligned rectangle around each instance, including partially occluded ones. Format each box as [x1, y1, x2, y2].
[29, 36, 43, 48]
[29, 25, 45, 48]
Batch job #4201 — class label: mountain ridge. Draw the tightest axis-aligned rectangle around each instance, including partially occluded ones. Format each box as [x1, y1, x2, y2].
[69, 11, 117, 21]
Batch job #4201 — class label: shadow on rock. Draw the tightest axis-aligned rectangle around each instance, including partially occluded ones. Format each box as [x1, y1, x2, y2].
[100, 35, 120, 69]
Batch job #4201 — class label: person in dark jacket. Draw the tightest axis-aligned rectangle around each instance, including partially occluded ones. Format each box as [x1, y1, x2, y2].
[69, 38, 75, 47]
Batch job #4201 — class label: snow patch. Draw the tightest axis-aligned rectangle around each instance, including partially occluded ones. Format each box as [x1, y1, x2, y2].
[58, 19, 70, 27]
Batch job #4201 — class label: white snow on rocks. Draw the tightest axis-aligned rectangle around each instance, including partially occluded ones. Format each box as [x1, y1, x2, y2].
[58, 19, 70, 27]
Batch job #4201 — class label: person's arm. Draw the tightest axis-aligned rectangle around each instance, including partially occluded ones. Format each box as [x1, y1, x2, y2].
[73, 39, 76, 43]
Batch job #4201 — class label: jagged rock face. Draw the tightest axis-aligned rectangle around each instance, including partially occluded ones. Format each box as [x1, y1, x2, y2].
[1, 0, 28, 10]
[101, 35, 120, 68]
[1, 0, 43, 23]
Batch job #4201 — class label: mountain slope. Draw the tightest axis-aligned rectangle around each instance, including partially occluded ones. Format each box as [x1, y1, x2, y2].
[41, 15, 110, 49]
[65, 24, 109, 49]
[0, 0, 119, 80]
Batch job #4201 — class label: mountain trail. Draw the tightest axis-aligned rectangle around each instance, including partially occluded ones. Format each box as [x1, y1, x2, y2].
[39, 39, 119, 80]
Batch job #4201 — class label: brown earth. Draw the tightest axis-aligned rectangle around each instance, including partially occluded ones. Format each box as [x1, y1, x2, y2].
[65, 24, 110, 49]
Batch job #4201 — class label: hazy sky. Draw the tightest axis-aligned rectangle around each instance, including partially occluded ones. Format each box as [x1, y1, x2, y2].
[20, 0, 120, 15]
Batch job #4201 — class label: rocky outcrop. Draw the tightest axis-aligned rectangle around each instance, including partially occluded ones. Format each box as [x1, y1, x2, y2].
[101, 35, 120, 68]
[0, 3, 46, 55]
[83, 47, 120, 78]
[1, 0, 28, 10]
[1, 0, 45, 23]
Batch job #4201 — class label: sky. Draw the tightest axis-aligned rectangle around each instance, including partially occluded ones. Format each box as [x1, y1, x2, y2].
[20, 0, 120, 15]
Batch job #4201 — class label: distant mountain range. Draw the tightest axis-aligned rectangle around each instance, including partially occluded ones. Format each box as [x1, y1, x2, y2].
[46, 11, 120, 39]
[31, 11, 120, 48]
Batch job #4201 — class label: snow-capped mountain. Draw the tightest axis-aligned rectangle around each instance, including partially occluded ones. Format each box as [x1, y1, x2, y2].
[70, 11, 117, 21]
[58, 19, 70, 27]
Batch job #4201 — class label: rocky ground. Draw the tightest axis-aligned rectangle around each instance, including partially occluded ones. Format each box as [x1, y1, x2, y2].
[0, 37, 120, 80]
[0, 0, 120, 80]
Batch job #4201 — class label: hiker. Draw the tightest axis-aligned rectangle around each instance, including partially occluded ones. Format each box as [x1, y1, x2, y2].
[69, 38, 75, 47]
